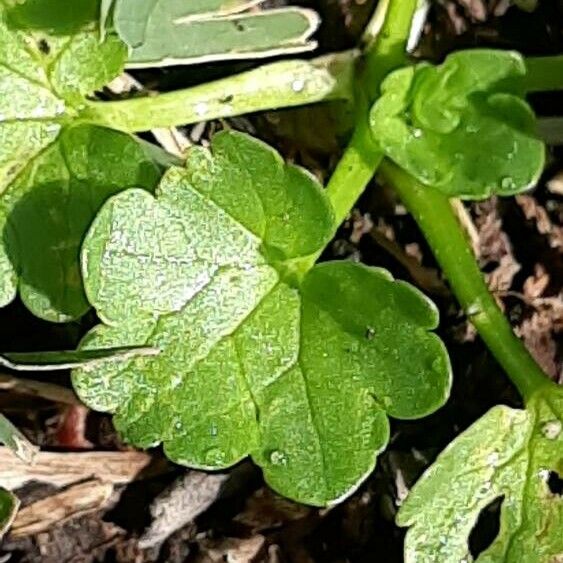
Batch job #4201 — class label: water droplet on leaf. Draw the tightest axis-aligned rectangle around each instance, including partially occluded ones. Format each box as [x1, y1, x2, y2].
[500, 177, 516, 191]
[269, 450, 288, 466]
[542, 420, 561, 440]
[487, 451, 499, 467]
[204, 447, 226, 465]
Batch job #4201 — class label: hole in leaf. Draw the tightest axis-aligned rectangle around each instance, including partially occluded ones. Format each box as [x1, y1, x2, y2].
[468, 496, 503, 559]
[547, 471, 563, 495]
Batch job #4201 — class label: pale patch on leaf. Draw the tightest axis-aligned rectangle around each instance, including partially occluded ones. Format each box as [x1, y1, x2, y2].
[73, 130, 452, 506]
[370, 49, 545, 199]
[398, 387, 563, 562]
[113, 0, 320, 68]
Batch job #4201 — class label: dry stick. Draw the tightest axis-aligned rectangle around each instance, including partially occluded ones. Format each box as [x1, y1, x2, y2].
[0, 373, 80, 405]
[10, 479, 114, 538]
[0, 447, 152, 490]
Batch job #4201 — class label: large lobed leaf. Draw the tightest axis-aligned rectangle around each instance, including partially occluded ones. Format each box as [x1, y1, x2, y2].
[0, 3, 161, 321]
[112, 0, 320, 67]
[370, 50, 545, 199]
[398, 387, 563, 562]
[73, 130, 452, 506]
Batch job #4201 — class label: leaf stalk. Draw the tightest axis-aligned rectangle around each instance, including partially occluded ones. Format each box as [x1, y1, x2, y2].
[83, 52, 356, 132]
[291, 0, 417, 277]
[379, 161, 553, 402]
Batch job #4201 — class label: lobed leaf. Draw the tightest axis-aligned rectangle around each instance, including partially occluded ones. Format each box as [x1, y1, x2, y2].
[73, 130, 452, 506]
[370, 49, 545, 199]
[113, 0, 320, 67]
[0, 6, 162, 321]
[398, 387, 563, 562]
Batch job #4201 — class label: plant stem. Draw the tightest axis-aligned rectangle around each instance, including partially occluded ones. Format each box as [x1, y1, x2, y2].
[325, 0, 416, 226]
[525, 55, 563, 92]
[362, 0, 417, 101]
[379, 160, 552, 402]
[83, 52, 356, 132]
[292, 0, 417, 277]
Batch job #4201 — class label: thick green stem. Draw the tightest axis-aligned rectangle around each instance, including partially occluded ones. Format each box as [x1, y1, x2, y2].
[363, 0, 417, 100]
[292, 0, 417, 277]
[525, 55, 563, 93]
[325, 0, 416, 225]
[83, 52, 356, 132]
[380, 161, 552, 402]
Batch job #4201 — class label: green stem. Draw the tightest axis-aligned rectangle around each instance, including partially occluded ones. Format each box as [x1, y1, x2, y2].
[525, 55, 563, 93]
[363, 0, 417, 100]
[324, 0, 417, 234]
[83, 52, 356, 133]
[292, 0, 417, 277]
[326, 0, 416, 225]
[380, 161, 552, 402]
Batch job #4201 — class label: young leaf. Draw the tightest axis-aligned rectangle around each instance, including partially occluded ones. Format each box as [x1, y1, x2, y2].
[73, 130, 452, 506]
[0, 487, 18, 539]
[0, 9, 162, 321]
[113, 0, 319, 67]
[397, 387, 563, 562]
[370, 50, 545, 199]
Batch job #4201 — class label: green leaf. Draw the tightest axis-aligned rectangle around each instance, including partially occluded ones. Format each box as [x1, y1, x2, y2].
[0, 8, 162, 321]
[0, 345, 159, 371]
[113, 0, 320, 68]
[0, 125, 161, 322]
[397, 387, 563, 562]
[0, 412, 37, 463]
[72, 130, 452, 506]
[370, 49, 545, 199]
[4, 0, 100, 34]
[99, 0, 114, 38]
[0, 487, 18, 539]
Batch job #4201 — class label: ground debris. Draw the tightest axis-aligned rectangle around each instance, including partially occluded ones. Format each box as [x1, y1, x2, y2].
[138, 471, 228, 550]
[10, 480, 114, 538]
[193, 535, 266, 563]
[0, 448, 152, 490]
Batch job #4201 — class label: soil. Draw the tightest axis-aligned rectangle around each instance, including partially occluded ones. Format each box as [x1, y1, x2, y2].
[0, 1, 561, 562]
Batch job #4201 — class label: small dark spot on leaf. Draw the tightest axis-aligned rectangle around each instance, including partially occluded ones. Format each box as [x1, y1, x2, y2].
[219, 95, 234, 104]
[234, 20, 245, 32]
[37, 38, 50, 54]
[548, 471, 563, 496]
